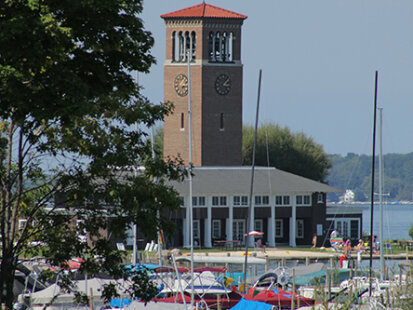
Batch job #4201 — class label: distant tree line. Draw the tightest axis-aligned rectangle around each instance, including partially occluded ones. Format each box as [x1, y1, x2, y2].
[327, 153, 413, 202]
[155, 123, 332, 183]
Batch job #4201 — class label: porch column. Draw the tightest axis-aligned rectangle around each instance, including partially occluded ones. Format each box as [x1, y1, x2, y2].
[268, 204, 275, 247]
[227, 206, 233, 241]
[290, 196, 297, 247]
[205, 206, 212, 248]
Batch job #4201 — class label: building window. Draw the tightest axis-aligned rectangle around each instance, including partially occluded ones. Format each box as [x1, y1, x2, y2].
[77, 220, 87, 243]
[296, 195, 311, 206]
[275, 219, 283, 238]
[296, 219, 304, 239]
[208, 31, 233, 63]
[220, 113, 224, 130]
[179, 196, 184, 206]
[212, 196, 219, 206]
[172, 30, 196, 62]
[317, 193, 324, 203]
[234, 195, 248, 206]
[192, 196, 205, 206]
[276, 195, 290, 206]
[191, 31, 196, 59]
[233, 219, 245, 241]
[180, 113, 184, 129]
[331, 219, 355, 240]
[255, 195, 269, 206]
[193, 220, 200, 239]
[212, 219, 221, 239]
[212, 196, 226, 206]
[254, 219, 263, 233]
[18, 219, 27, 230]
[233, 196, 240, 206]
[172, 31, 177, 61]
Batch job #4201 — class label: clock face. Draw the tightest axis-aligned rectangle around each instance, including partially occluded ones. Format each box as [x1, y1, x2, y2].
[215, 74, 231, 96]
[174, 73, 188, 97]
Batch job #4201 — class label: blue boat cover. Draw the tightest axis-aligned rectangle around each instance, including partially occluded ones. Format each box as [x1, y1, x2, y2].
[230, 298, 273, 310]
[110, 298, 132, 308]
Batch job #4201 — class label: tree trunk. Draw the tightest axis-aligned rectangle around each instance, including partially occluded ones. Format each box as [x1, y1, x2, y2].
[0, 251, 16, 310]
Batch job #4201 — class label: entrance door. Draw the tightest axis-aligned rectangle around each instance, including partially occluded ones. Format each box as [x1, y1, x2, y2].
[233, 219, 246, 243]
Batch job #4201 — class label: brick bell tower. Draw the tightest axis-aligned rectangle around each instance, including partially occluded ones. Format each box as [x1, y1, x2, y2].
[161, 3, 247, 166]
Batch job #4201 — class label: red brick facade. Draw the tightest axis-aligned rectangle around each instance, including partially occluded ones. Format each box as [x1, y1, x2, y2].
[162, 16, 245, 166]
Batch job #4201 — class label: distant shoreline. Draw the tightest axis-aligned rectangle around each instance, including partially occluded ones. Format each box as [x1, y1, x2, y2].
[328, 201, 413, 205]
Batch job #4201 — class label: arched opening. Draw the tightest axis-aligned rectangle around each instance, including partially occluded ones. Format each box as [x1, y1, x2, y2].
[185, 31, 190, 61]
[172, 31, 177, 62]
[228, 32, 234, 62]
[221, 32, 228, 62]
[208, 32, 214, 61]
[191, 31, 196, 60]
[214, 32, 221, 61]
[178, 31, 184, 61]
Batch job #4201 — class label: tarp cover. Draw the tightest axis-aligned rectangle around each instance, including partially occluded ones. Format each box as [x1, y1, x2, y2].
[230, 298, 273, 310]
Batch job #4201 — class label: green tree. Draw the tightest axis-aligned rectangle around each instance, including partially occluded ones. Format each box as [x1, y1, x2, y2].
[242, 123, 331, 182]
[0, 0, 184, 308]
[409, 225, 413, 240]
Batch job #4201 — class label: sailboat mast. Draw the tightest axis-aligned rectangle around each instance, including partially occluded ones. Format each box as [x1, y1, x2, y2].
[187, 51, 195, 307]
[378, 107, 384, 280]
[369, 70, 378, 295]
[242, 69, 262, 294]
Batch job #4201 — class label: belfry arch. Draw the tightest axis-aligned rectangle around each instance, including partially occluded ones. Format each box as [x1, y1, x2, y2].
[172, 30, 196, 62]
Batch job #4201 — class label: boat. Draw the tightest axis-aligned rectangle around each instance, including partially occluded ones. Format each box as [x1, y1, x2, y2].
[243, 270, 314, 308]
[152, 266, 242, 309]
[17, 277, 130, 310]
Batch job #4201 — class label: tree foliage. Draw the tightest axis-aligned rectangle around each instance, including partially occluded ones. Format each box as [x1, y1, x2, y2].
[242, 123, 331, 182]
[328, 152, 413, 202]
[0, 0, 184, 307]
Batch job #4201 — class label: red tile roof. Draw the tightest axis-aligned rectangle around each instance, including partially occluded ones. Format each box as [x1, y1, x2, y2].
[161, 3, 247, 20]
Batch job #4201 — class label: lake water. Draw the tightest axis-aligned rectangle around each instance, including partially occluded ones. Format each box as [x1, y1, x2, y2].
[359, 203, 413, 240]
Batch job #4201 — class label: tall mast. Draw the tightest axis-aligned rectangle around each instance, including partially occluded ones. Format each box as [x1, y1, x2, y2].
[242, 69, 262, 293]
[369, 70, 378, 295]
[378, 107, 384, 280]
[187, 51, 195, 308]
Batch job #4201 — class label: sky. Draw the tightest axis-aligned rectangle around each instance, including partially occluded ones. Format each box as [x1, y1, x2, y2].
[138, 0, 413, 156]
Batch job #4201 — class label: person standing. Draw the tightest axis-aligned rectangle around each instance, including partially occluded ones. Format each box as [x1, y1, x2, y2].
[312, 234, 317, 248]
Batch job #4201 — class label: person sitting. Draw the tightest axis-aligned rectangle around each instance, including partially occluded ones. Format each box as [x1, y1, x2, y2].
[355, 239, 364, 252]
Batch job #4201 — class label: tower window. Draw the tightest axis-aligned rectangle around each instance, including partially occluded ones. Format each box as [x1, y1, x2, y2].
[180, 112, 184, 130]
[185, 31, 190, 61]
[208, 31, 234, 63]
[208, 32, 214, 61]
[178, 31, 184, 61]
[191, 31, 196, 60]
[172, 31, 196, 62]
[220, 113, 224, 130]
[172, 31, 177, 62]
